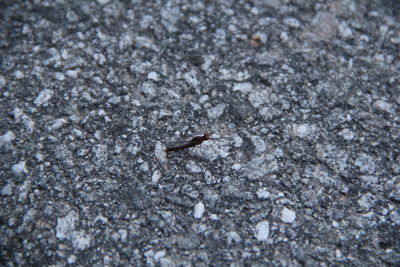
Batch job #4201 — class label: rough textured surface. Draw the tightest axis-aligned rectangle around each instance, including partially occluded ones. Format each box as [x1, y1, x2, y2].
[1, 0, 399, 266]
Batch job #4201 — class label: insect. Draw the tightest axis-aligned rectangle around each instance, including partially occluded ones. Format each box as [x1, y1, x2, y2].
[165, 132, 210, 153]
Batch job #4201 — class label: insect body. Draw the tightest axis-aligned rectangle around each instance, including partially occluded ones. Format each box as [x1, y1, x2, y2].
[165, 132, 209, 153]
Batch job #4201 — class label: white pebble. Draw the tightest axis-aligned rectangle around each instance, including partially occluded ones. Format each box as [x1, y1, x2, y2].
[119, 229, 127, 242]
[280, 31, 289, 42]
[1, 183, 12, 196]
[66, 69, 78, 78]
[251, 136, 266, 153]
[292, 123, 318, 139]
[209, 214, 219, 220]
[357, 193, 375, 209]
[14, 70, 25, 79]
[186, 160, 202, 173]
[56, 211, 77, 239]
[147, 71, 159, 81]
[293, 124, 309, 138]
[255, 220, 269, 241]
[355, 153, 376, 174]
[374, 100, 394, 114]
[48, 118, 67, 131]
[67, 255, 77, 264]
[34, 89, 54, 106]
[184, 70, 199, 87]
[154, 250, 166, 261]
[119, 32, 134, 49]
[338, 22, 352, 38]
[12, 161, 28, 176]
[22, 115, 35, 133]
[151, 170, 161, 184]
[390, 36, 400, 44]
[233, 135, 243, 148]
[141, 82, 156, 98]
[55, 72, 65, 81]
[194, 202, 205, 219]
[13, 107, 23, 122]
[256, 188, 270, 199]
[338, 128, 355, 141]
[233, 82, 253, 94]
[61, 49, 70, 59]
[199, 95, 209, 104]
[154, 141, 166, 163]
[139, 162, 149, 172]
[281, 207, 296, 223]
[0, 131, 15, 147]
[71, 231, 91, 250]
[0, 75, 6, 88]
[389, 210, 400, 224]
[284, 17, 301, 28]
[231, 163, 242, 171]
[207, 103, 226, 120]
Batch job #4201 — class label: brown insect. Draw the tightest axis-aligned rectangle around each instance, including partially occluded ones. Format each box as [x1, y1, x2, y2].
[165, 132, 210, 153]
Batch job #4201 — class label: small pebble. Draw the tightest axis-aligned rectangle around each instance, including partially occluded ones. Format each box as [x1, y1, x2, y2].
[281, 207, 296, 223]
[194, 202, 205, 219]
[255, 220, 269, 241]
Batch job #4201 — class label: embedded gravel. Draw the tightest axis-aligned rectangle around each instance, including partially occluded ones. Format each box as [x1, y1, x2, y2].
[1, 0, 400, 266]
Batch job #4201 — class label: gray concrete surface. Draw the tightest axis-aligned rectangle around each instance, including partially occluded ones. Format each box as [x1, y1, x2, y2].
[1, 0, 400, 266]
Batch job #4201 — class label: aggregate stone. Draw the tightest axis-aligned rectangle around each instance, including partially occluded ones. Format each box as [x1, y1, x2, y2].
[1, 1, 399, 266]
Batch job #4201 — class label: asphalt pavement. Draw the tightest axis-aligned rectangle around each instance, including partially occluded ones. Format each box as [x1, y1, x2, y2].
[1, 0, 399, 266]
